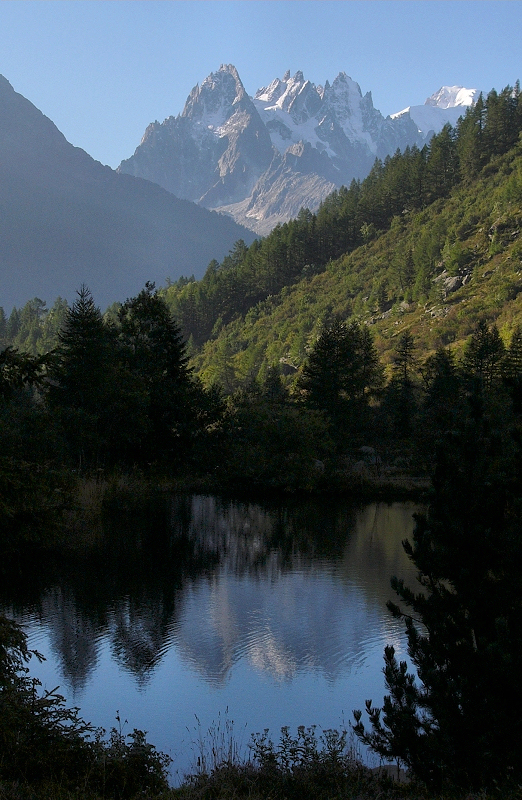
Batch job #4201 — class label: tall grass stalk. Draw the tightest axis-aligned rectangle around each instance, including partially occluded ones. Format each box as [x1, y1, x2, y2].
[185, 709, 249, 778]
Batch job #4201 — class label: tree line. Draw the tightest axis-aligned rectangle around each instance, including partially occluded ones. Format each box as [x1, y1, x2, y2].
[158, 83, 522, 350]
[3, 279, 522, 488]
[2, 82, 522, 796]
[2, 304, 522, 794]
[3, 83, 521, 370]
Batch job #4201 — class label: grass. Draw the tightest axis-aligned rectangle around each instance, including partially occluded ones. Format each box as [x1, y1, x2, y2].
[1, 713, 520, 800]
[58, 470, 169, 548]
[167, 722, 522, 800]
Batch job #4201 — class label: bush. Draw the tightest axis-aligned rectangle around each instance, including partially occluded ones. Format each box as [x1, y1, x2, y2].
[0, 614, 171, 797]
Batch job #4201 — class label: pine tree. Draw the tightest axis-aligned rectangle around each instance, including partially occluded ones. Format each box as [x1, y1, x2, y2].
[353, 396, 522, 791]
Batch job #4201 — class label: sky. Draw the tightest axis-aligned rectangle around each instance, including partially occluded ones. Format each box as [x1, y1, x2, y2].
[1, 0, 521, 168]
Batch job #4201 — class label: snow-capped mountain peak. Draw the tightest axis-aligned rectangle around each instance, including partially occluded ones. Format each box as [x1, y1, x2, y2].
[119, 66, 479, 235]
[255, 70, 320, 121]
[391, 85, 479, 137]
[426, 85, 481, 109]
[182, 63, 246, 130]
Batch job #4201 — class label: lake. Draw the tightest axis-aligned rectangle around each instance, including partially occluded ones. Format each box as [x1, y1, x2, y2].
[1, 494, 421, 783]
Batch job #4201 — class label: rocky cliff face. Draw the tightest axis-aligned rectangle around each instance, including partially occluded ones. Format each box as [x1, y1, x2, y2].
[119, 65, 274, 211]
[119, 65, 475, 235]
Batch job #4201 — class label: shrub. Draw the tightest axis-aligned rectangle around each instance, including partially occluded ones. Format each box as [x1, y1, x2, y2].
[0, 614, 171, 797]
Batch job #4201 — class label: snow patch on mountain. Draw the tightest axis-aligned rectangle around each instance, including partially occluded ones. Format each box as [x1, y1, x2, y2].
[118, 68, 479, 234]
[426, 86, 480, 109]
[391, 85, 480, 136]
[254, 70, 379, 158]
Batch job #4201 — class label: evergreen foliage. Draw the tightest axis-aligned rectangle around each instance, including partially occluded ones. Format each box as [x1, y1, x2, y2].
[383, 332, 418, 438]
[353, 388, 522, 791]
[417, 346, 464, 460]
[157, 83, 522, 359]
[0, 345, 69, 554]
[117, 283, 190, 459]
[45, 284, 224, 471]
[461, 319, 506, 390]
[0, 614, 171, 796]
[223, 383, 333, 491]
[299, 319, 383, 444]
[2, 83, 522, 796]
[48, 286, 132, 467]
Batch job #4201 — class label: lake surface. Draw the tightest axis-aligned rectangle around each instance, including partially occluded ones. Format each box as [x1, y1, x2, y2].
[1, 494, 420, 783]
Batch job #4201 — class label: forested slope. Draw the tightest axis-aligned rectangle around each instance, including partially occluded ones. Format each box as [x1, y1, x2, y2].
[2, 83, 522, 391]
[2, 85, 522, 800]
[153, 83, 522, 387]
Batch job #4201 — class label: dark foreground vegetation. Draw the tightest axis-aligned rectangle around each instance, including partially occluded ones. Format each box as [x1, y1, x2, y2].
[1, 85, 522, 798]
[1, 601, 521, 800]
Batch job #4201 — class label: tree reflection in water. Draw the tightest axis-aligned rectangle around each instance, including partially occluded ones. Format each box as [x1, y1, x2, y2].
[0, 494, 419, 776]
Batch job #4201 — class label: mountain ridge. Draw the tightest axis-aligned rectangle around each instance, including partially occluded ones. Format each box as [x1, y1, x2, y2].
[0, 74, 255, 312]
[119, 65, 478, 234]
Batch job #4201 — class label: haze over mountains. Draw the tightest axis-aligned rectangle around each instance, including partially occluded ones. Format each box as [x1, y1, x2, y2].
[0, 74, 254, 312]
[0, 66, 478, 311]
[119, 64, 478, 234]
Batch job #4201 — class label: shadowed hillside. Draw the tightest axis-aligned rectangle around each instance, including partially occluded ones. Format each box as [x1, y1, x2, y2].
[0, 75, 255, 312]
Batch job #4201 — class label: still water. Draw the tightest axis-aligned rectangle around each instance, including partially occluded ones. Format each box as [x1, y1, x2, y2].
[1, 495, 420, 782]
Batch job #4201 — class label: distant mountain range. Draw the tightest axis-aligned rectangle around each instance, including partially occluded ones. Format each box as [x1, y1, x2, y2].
[0, 67, 478, 311]
[119, 65, 479, 234]
[0, 75, 254, 312]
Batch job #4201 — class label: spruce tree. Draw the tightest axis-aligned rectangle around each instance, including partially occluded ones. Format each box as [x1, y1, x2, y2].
[0, 308, 7, 347]
[502, 324, 522, 412]
[50, 286, 113, 411]
[49, 286, 147, 467]
[418, 347, 464, 466]
[299, 318, 383, 441]
[462, 320, 506, 391]
[118, 283, 197, 462]
[381, 331, 418, 439]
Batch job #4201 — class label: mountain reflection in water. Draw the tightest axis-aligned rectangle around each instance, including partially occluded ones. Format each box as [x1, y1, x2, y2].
[1, 495, 420, 777]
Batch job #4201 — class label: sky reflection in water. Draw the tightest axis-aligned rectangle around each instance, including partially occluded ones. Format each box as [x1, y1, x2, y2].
[3, 496, 420, 781]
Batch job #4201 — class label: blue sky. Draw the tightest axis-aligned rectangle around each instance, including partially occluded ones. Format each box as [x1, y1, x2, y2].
[1, 1, 521, 168]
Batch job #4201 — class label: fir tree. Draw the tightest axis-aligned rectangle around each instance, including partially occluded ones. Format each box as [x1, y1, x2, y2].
[118, 283, 199, 463]
[49, 286, 147, 467]
[461, 320, 505, 391]
[382, 331, 418, 438]
[502, 324, 522, 412]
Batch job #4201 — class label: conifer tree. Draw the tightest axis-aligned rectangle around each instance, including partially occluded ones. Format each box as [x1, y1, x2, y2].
[50, 286, 114, 412]
[502, 324, 522, 412]
[353, 396, 522, 791]
[0, 308, 7, 347]
[6, 308, 20, 342]
[382, 331, 418, 438]
[49, 286, 146, 466]
[118, 283, 200, 462]
[299, 318, 383, 437]
[461, 320, 505, 391]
